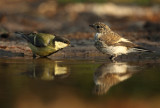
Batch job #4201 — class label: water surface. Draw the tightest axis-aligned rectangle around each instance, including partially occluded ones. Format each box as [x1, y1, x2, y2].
[0, 58, 160, 108]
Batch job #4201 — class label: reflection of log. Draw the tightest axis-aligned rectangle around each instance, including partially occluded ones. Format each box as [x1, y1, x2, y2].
[93, 62, 139, 95]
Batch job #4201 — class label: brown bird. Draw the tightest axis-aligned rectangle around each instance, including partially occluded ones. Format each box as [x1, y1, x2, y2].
[89, 22, 152, 61]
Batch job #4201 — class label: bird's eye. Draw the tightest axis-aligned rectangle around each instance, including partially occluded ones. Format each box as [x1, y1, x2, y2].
[97, 26, 100, 28]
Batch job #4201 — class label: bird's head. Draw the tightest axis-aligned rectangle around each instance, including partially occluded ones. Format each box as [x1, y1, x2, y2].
[89, 22, 110, 34]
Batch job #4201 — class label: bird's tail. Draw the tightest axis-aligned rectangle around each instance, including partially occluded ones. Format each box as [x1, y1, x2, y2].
[131, 47, 154, 53]
[15, 32, 30, 41]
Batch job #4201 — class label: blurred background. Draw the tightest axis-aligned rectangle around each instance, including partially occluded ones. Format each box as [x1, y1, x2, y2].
[0, 0, 160, 58]
[0, 0, 160, 33]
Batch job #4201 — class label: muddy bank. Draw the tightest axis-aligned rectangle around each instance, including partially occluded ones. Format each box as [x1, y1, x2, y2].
[0, 32, 160, 61]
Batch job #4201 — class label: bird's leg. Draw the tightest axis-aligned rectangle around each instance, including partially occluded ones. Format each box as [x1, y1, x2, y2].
[109, 55, 117, 62]
[33, 54, 37, 59]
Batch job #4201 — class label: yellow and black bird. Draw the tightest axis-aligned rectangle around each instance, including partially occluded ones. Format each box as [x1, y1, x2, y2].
[15, 32, 70, 58]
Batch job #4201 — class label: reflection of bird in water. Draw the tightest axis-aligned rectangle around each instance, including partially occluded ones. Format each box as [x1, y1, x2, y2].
[93, 62, 139, 95]
[24, 58, 69, 80]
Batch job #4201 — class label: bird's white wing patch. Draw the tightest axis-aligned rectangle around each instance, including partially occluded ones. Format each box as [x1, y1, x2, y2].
[55, 41, 68, 50]
[118, 38, 131, 43]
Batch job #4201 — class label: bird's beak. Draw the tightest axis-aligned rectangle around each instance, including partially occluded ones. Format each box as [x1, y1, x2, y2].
[89, 24, 94, 28]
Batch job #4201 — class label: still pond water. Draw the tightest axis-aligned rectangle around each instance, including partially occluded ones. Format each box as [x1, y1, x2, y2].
[0, 58, 160, 108]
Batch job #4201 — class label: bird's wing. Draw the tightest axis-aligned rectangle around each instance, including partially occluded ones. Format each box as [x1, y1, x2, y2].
[34, 33, 55, 47]
[98, 31, 152, 52]
[99, 30, 138, 48]
[17, 32, 55, 47]
[99, 31, 122, 45]
[114, 38, 137, 48]
[114, 38, 138, 48]
[115, 37, 152, 52]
